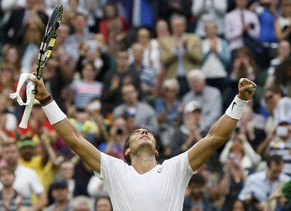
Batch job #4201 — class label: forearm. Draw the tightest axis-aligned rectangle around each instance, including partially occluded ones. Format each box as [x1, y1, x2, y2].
[256, 136, 272, 156]
[219, 171, 231, 195]
[207, 115, 238, 148]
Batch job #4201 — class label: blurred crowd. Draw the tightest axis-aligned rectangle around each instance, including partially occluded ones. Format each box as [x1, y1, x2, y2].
[0, 0, 291, 210]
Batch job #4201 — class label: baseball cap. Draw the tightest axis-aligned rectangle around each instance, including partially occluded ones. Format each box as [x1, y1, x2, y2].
[51, 180, 68, 189]
[184, 101, 202, 113]
[17, 139, 35, 149]
[277, 117, 291, 125]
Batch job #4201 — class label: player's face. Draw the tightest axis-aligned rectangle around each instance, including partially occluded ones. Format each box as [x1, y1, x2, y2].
[129, 129, 156, 151]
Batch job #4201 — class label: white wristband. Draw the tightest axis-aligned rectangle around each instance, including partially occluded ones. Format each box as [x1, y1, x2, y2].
[42, 101, 66, 125]
[225, 95, 248, 120]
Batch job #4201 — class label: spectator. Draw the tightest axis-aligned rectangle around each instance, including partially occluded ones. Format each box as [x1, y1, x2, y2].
[39, 57, 71, 113]
[18, 136, 57, 194]
[224, 0, 260, 61]
[0, 64, 19, 93]
[84, 98, 110, 147]
[154, 19, 170, 96]
[61, 0, 86, 27]
[94, 195, 113, 211]
[154, 79, 181, 156]
[183, 70, 222, 133]
[251, 0, 281, 69]
[64, 12, 94, 61]
[128, 42, 156, 104]
[1, 45, 21, 79]
[124, 0, 155, 29]
[0, 166, 31, 210]
[20, 12, 46, 73]
[159, 14, 202, 97]
[183, 173, 218, 211]
[238, 154, 290, 210]
[158, 0, 193, 29]
[172, 100, 204, 156]
[225, 47, 258, 109]
[72, 195, 92, 211]
[2, 0, 48, 45]
[155, 19, 170, 43]
[201, 21, 230, 95]
[112, 83, 159, 135]
[1, 141, 47, 210]
[0, 91, 18, 139]
[219, 128, 262, 175]
[266, 39, 290, 77]
[47, 159, 87, 206]
[219, 141, 246, 211]
[237, 104, 267, 150]
[45, 179, 73, 211]
[66, 61, 103, 112]
[230, 199, 247, 211]
[47, 23, 76, 82]
[101, 49, 142, 115]
[266, 56, 291, 97]
[191, 0, 227, 37]
[76, 34, 114, 83]
[257, 117, 291, 176]
[99, 117, 130, 160]
[260, 86, 291, 132]
[129, 27, 161, 76]
[275, 0, 291, 44]
[99, 3, 127, 57]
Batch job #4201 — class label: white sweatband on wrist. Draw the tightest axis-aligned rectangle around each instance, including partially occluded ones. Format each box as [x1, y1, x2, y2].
[42, 101, 66, 125]
[225, 95, 248, 120]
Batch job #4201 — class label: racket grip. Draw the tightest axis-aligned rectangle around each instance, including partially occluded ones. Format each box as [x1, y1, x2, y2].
[19, 93, 35, 129]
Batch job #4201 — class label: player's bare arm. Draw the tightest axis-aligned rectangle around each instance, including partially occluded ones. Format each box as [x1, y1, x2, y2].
[29, 75, 102, 173]
[187, 78, 257, 171]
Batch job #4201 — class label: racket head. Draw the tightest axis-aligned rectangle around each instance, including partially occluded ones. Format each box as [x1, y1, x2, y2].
[36, 4, 63, 79]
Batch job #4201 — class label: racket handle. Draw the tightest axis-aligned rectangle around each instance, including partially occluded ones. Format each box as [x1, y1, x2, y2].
[19, 93, 35, 129]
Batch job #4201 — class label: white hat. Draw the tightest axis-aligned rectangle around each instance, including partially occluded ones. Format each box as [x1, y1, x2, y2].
[277, 117, 291, 125]
[184, 101, 202, 113]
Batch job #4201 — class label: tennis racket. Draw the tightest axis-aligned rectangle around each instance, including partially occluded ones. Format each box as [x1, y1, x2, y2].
[19, 4, 63, 128]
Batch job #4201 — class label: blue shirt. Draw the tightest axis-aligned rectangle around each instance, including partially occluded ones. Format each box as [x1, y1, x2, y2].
[257, 6, 279, 43]
[238, 171, 290, 202]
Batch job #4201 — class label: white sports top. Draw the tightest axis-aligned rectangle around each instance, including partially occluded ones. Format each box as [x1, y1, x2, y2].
[95, 151, 194, 211]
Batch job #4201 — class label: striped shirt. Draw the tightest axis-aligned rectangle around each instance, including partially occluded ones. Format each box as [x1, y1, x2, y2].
[269, 137, 291, 177]
[70, 80, 103, 109]
[0, 190, 31, 211]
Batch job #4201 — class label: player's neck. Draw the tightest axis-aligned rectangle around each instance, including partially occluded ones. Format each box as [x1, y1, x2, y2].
[131, 153, 157, 174]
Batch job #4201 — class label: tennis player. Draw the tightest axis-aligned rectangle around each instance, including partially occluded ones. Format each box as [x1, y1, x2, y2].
[29, 75, 256, 211]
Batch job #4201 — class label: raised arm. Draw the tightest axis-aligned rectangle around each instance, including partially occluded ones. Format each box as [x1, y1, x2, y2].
[188, 78, 256, 171]
[29, 75, 102, 173]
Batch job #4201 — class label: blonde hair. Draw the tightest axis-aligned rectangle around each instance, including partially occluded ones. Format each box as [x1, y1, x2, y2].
[161, 79, 180, 93]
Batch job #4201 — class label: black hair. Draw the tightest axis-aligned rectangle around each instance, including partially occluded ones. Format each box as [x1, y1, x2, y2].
[123, 135, 131, 164]
[94, 195, 113, 211]
[188, 173, 206, 186]
[123, 128, 160, 165]
[266, 154, 284, 167]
